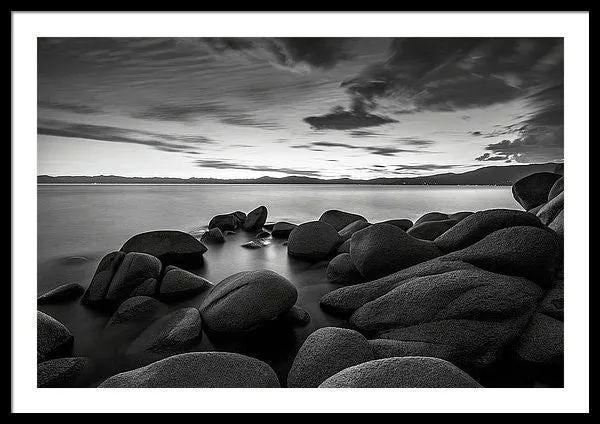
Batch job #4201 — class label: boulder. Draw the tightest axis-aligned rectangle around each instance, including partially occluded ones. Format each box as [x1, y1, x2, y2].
[336, 239, 351, 254]
[279, 306, 311, 326]
[414, 212, 449, 226]
[548, 210, 564, 237]
[99, 352, 280, 388]
[200, 270, 297, 332]
[319, 210, 367, 231]
[120, 230, 207, 266]
[512, 172, 563, 210]
[38, 283, 84, 304]
[288, 221, 341, 261]
[105, 296, 167, 331]
[547, 176, 564, 201]
[528, 204, 545, 214]
[538, 276, 564, 321]
[200, 227, 225, 244]
[242, 206, 268, 231]
[256, 231, 271, 239]
[319, 357, 481, 388]
[369, 339, 451, 360]
[81, 251, 126, 305]
[349, 223, 441, 280]
[232, 211, 247, 227]
[536, 192, 564, 226]
[338, 220, 371, 242]
[241, 240, 267, 249]
[516, 313, 564, 365]
[448, 211, 474, 221]
[127, 308, 202, 355]
[271, 222, 297, 238]
[407, 219, 456, 241]
[209, 213, 238, 231]
[159, 266, 212, 300]
[446, 226, 561, 288]
[287, 327, 374, 388]
[326, 253, 363, 285]
[434, 209, 545, 252]
[38, 357, 89, 388]
[377, 219, 413, 231]
[38, 311, 73, 362]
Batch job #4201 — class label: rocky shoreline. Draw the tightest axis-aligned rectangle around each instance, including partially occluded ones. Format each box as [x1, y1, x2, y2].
[37, 171, 564, 388]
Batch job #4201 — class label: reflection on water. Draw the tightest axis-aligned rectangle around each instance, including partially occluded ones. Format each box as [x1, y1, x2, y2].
[37, 184, 520, 386]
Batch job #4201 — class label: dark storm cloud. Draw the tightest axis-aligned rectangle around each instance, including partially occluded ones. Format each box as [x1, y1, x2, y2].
[194, 159, 322, 177]
[303, 109, 397, 130]
[38, 101, 102, 115]
[132, 102, 281, 130]
[38, 120, 214, 153]
[470, 131, 482, 136]
[200, 38, 353, 72]
[401, 137, 437, 146]
[311, 141, 420, 156]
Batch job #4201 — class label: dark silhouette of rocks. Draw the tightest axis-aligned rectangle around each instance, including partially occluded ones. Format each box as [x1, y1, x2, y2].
[120, 230, 207, 267]
[159, 266, 212, 300]
[287, 327, 374, 388]
[288, 221, 341, 261]
[200, 270, 297, 332]
[326, 253, 363, 285]
[414, 212, 450, 226]
[512, 172, 563, 210]
[377, 219, 413, 231]
[242, 206, 268, 231]
[271, 221, 297, 238]
[99, 352, 280, 388]
[201, 227, 225, 243]
[319, 209, 367, 231]
[38, 283, 84, 304]
[338, 219, 371, 242]
[38, 357, 89, 388]
[38, 311, 73, 362]
[548, 176, 564, 201]
[319, 357, 482, 388]
[407, 219, 457, 241]
[104, 296, 167, 331]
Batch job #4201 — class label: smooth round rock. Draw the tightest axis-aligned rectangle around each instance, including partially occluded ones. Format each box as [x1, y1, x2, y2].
[319, 357, 482, 388]
[242, 206, 268, 231]
[319, 210, 367, 231]
[377, 219, 413, 231]
[99, 352, 280, 388]
[38, 311, 74, 362]
[209, 213, 238, 231]
[200, 270, 297, 332]
[105, 296, 168, 330]
[271, 222, 297, 238]
[516, 313, 564, 365]
[407, 219, 456, 241]
[414, 212, 449, 226]
[120, 230, 207, 266]
[536, 191, 564, 226]
[38, 357, 89, 388]
[338, 220, 371, 242]
[287, 327, 374, 388]
[38, 283, 84, 304]
[326, 253, 363, 285]
[512, 172, 563, 210]
[288, 221, 341, 261]
[159, 266, 212, 300]
[547, 176, 564, 201]
[201, 227, 225, 244]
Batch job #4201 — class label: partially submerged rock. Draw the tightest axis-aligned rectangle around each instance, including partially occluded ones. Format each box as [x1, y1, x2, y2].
[200, 270, 297, 332]
[120, 230, 207, 266]
[99, 352, 280, 388]
[38, 357, 89, 388]
[407, 219, 456, 241]
[38, 311, 73, 362]
[326, 253, 363, 285]
[319, 210, 367, 231]
[271, 222, 297, 238]
[38, 283, 84, 304]
[512, 172, 563, 210]
[201, 227, 225, 244]
[242, 206, 268, 231]
[338, 220, 371, 242]
[159, 266, 212, 300]
[288, 221, 341, 261]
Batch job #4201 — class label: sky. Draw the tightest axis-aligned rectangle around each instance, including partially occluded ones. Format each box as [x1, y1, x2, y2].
[37, 37, 564, 179]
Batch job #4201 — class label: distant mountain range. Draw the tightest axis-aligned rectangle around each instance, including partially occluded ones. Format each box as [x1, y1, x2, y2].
[38, 163, 563, 186]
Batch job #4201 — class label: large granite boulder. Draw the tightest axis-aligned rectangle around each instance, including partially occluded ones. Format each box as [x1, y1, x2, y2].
[319, 357, 481, 388]
[434, 209, 545, 252]
[287, 327, 374, 388]
[512, 172, 563, 210]
[414, 212, 449, 226]
[104, 296, 167, 334]
[38, 357, 89, 388]
[547, 176, 564, 201]
[120, 230, 207, 266]
[126, 308, 202, 355]
[516, 313, 563, 366]
[349, 223, 441, 280]
[319, 210, 367, 231]
[338, 220, 371, 243]
[242, 206, 268, 231]
[271, 222, 297, 238]
[200, 270, 297, 332]
[82, 251, 162, 307]
[536, 192, 564, 227]
[377, 219, 413, 231]
[38, 311, 73, 362]
[209, 213, 238, 231]
[38, 283, 84, 304]
[159, 266, 212, 300]
[326, 253, 363, 285]
[288, 221, 341, 261]
[201, 227, 225, 244]
[407, 219, 456, 241]
[99, 352, 280, 388]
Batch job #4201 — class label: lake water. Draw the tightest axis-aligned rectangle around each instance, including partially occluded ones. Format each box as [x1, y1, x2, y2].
[37, 184, 521, 386]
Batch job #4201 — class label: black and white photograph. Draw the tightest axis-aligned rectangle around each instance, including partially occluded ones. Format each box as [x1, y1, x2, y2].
[12, 11, 589, 413]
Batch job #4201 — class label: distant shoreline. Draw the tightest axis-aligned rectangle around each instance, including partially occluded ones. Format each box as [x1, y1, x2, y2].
[37, 183, 511, 186]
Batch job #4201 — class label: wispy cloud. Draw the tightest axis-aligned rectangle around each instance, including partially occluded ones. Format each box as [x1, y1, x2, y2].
[194, 159, 322, 177]
[311, 141, 420, 156]
[38, 101, 102, 115]
[303, 109, 397, 130]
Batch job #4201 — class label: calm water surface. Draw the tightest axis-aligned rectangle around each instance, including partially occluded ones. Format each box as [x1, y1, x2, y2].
[37, 184, 521, 386]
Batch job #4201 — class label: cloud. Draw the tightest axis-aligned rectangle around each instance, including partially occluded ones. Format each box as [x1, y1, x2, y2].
[132, 102, 280, 129]
[38, 101, 102, 115]
[475, 152, 509, 161]
[38, 119, 214, 154]
[470, 131, 482, 136]
[199, 38, 353, 72]
[401, 137, 437, 146]
[348, 130, 382, 137]
[394, 164, 460, 171]
[311, 141, 420, 156]
[194, 159, 322, 177]
[303, 109, 397, 130]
